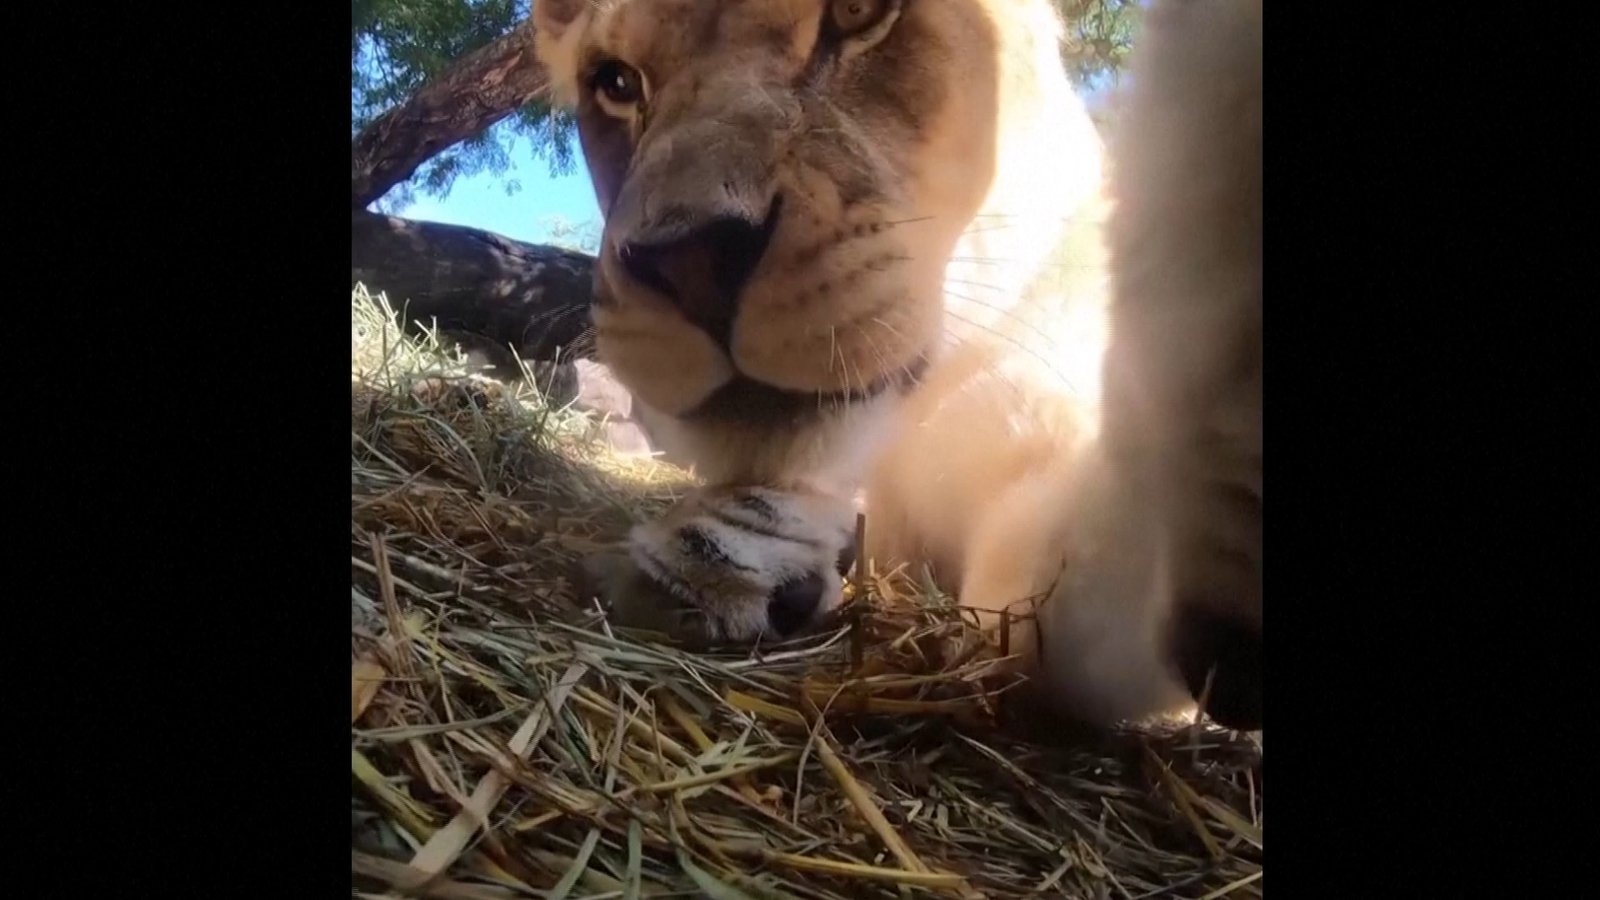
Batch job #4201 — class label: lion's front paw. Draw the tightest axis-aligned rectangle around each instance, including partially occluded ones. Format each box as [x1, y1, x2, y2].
[583, 486, 858, 645]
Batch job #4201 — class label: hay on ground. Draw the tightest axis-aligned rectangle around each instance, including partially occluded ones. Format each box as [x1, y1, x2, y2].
[350, 285, 1263, 900]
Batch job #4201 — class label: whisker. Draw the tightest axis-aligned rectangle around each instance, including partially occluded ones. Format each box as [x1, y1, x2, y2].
[832, 325, 845, 381]
[878, 214, 937, 229]
[860, 319, 895, 388]
[932, 328, 1038, 406]
[966, 209, 1107, 219]
[965, 212, 1111, 223]
[957, 215, 1108, 239]
[949, 256, 1106, 272]
[942, 280, 1089, 362]
[869, 318, 929, 396]
[941, 298, 1082, 395]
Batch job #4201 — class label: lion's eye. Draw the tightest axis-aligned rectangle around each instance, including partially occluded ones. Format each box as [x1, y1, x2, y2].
[829, 0, 889, 35]
[591, 59, 644, 106]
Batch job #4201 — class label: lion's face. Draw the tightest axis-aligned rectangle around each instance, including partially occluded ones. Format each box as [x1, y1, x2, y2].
[535, 0, 1003, 435]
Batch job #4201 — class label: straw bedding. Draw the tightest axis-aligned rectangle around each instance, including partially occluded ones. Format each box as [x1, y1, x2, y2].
[350, 286, 1263, 899]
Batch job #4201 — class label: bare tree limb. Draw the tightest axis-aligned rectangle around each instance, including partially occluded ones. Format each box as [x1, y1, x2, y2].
[351, 210, 595, 363]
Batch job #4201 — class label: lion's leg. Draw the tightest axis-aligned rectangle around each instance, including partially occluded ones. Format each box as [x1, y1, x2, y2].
[1032, 0, 1263, 732]
[958, 449, 1196, 727]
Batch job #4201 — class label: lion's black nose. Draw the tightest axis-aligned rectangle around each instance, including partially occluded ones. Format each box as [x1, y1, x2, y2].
[618, 196, 782, 345]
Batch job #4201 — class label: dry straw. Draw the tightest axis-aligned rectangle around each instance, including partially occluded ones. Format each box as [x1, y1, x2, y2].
[350, 285, 1263, 899]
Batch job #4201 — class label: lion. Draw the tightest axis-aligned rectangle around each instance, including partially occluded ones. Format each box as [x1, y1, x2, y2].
[533, 0, 1262, 732]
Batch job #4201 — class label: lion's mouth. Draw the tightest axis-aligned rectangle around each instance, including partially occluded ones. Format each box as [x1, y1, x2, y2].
[683, 355, 929, 425]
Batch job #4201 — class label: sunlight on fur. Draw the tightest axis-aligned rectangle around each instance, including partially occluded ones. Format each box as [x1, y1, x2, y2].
[535, 0, 1262, 732]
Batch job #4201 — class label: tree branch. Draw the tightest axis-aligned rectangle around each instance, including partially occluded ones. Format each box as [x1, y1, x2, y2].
[351, 19, 551, 208]
[351, 210, 596, 362]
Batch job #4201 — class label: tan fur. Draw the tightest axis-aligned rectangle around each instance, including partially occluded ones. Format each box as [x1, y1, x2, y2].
[1048, 0, 1262, 729]
[537, 0, 1262, 730]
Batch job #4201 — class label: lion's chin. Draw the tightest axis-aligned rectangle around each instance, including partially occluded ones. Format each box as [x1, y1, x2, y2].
[594, 290, 937, 424]
[673, 357, 930, 427]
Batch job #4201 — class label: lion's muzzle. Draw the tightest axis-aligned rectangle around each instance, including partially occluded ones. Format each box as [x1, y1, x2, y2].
[615, 194, 784, 350]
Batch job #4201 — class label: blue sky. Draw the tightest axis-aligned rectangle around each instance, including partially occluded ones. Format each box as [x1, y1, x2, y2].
[395, 155, 603, 246]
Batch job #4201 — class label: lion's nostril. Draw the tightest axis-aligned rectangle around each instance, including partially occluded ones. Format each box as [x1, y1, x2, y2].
[767, 570, 825, 637]
[617, 195, 783, 346]
[618, 241, 679, 301]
